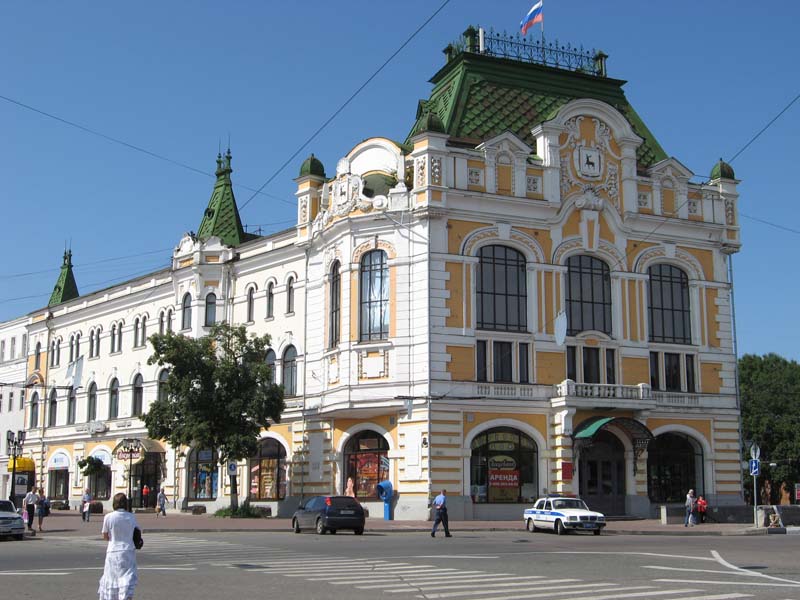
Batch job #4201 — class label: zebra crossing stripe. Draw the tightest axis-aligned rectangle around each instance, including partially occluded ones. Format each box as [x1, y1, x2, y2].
[551, 587, 701, 600]
[416, 579, 582, 599]
[338, 573, 498, 586]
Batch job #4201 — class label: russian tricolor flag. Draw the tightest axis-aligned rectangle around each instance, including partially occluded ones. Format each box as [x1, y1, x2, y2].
[520, 1, 543, 36]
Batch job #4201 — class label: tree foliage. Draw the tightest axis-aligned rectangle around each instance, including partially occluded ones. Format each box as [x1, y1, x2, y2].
[144, 323, 284, 466]
[740, 353, 800, 501]
[77, 456, 106, 477]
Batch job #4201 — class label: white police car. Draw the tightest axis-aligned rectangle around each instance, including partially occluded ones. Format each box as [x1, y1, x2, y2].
[523, 496, 606, 535]
[0, 499, 25, 540]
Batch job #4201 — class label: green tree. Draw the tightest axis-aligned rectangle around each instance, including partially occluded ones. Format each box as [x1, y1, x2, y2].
[145, 323, 284, 510]
[740, 353, 800, 503]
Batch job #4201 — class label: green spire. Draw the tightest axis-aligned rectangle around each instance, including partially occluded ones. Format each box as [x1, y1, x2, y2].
[48, 250, 79, 307]
[196, 149, 252, 247]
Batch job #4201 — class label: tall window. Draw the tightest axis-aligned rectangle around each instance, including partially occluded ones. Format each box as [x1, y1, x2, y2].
[648, 264, 691, 344]
[266, 283, 274, 318]
[30, 392, 39, 428]
[329, 261, 341, 348]
[470, 427, 538, 503]
[116, 322, 122, 351]
[140, 316, 147, 345]
[566, 255, 612, 335]
[132, 374, 144, 417]
[94, 329, 101, 357]
[247, 288, 255, 322]
[109, 378, 119, 419]
[158, 370, 169, 402]
[285, 278, 295, 314]
[87, 383, 97, 422]
[89, 330, 95, 358]
[647, 433, 703, 502]
[359, 250, 389, 341]
[67, 387, 76, 424]
[88, 460, 112, 500]
[188, 447, 218, 500]
[75, 333, 80, 359]
[35, 342, 41, 370]
[48, 389, 58, 427]
[476, 245, 527, 331]
[134, 318, 141, 347]
[343, 431, 389, 500]
[249, 438, 287, 500]
[55, 339, 61, 365]
[182, 293, 192, 330]
[265, 349, 276, 385]
[205, 293, 217, 326]
[166, 309, 173, 332]
[159, 311, 165, 335]
[110, 325, 117, 353]
[69, 335, 75, 363]
[282, 346, 297, 397]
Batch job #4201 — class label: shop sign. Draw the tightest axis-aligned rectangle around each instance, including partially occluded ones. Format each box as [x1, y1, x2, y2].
[116, 448, 144, 463]
[488, 469, 520, 488]
[49, 452, 70, 470]
[488, 456, 516, 470]
[14, 473, 29, 496]
[562, 461, 574, 481]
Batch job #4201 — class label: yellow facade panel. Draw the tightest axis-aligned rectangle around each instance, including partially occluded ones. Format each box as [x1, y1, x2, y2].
[680, 246, 714, 280]
[705, 288, 719, 347]
[622, 357, 649, 385]
[445, 262, 464, 328]
[536, 351, 565, 384]
[497, 164, 512, 195]
[447, 219, 490, 254]
[700, 362, 723, 394]
[446, 345, 475, 381]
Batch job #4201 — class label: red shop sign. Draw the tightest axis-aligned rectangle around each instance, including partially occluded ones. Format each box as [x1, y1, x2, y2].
[562, 461, 574, 481]
[488, 469, 520, 488]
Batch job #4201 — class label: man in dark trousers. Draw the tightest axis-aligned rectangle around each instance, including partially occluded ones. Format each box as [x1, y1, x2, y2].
[431, 489, 452, 538]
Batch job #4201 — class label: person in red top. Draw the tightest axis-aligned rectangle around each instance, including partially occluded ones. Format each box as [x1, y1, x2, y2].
[142, 484, 150, 509]
[696, 495, 708, 524]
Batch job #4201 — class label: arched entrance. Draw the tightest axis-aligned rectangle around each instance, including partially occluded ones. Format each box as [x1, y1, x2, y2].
[647, 432, 704, 503]
[343, 431, 389, 501]
[574, 416, 654, 516]
[469, 427, 538, 504]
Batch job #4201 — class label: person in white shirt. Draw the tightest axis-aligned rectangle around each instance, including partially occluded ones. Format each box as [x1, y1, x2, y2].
[23, 488, 38, 531]
[98, 493, 139, 600]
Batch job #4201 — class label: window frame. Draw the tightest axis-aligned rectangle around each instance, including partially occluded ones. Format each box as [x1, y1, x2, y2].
[647, 264, 692, 345]
[565, 344, 617, 384]
[246, 287, 255, 323]
[329, 261, 341, 348]
[204, 293, 217, 327]
[281, 346, 297, 397]
[181, 293, 192, 330]
[132, 374, 144, 417]
[266, 283, 275, 319]
[87, 383, 97, 422]
[565, 255, 613, 336]
[476, 245, 528, 332]
[359, 250, 389, 342]
[285, 277, 295, 315]
[109, 378, 119, 419]
[48, 389, 58, 427]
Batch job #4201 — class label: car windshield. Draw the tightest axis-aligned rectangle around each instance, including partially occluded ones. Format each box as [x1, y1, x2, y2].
[0, 500, 15, 512]
[552, 499, 588, 510]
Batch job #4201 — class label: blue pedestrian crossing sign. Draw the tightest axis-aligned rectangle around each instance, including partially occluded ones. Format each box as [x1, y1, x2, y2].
[749, 459, 760, 476]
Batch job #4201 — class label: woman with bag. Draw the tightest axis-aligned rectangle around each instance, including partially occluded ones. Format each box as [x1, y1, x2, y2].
[98, 493, 140, 600]
[36, 488, 50, 532]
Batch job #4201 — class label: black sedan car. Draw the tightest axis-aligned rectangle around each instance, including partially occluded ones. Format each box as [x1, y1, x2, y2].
[292, 495, 365, 535]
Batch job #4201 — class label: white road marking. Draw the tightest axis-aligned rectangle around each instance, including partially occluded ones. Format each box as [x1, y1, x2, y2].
[667, 595, 753, 600]
[644, 566, 753, 575]
[381, 578, 571, 593]
[278, 565, 437, 575]
[413, 555, 499, 559]
[655, 579, 800, 588]
[0, 572, 72, 576]
[711, 550, 800, 585]
[338, 573, 495, 586]
[305, 568, 447, 581]
[449, 584, 631, 600]
[380, 575, 541, 591]
[414, 579, 581, 598]
[554, 588, 701, 600]
[138, 567, 197, 571]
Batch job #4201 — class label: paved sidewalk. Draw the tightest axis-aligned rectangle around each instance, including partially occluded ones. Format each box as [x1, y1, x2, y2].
[36, 510, 770, 537]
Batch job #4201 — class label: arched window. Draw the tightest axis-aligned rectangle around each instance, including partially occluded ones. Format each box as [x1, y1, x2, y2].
[110, 325, 117, 353]
[566, 255, 612, 335]
[329, 261, 341, 348]
[282, 346, 297, 397]
[55, 339, 61, 366]
[89, 330, 95, 358]
[159, 311, 165, 335]
[166, 309, 173, 333]
[48, 389, 58, 427]
[359, 250, 389, 341]
[67, 386, 76, 424]
[265, 349, 276, 385]
[647, 432, 703, 503]
[188, 447, 218, 500]
[648, 264, 691, 344]
[109, 378, 119, 419]
[205, 293, 217, 326]
[249, 438, 287, 500]
[35, 341, 42, 370]
[94, 329, 101, 357]
[266, 283, 274, 319]
[132, 374, 144, 417]
[343, 431, 389, 500]
[75, 333, 80, 359]
[134, 318, 141, 348]
[470, 427, 538, 504]
[87, 383, 97, 422]
[69, 335, 75, 363]
[88, 454, 111, 500]
[247, 287, 255, 322]
[285, 277, 295, 314]
[29, 392, 39, 428]
[476, 245, 527, 332]
[140, 316, 147, 345]
[116, 322, 123, 351]
[158, 369, 169, 403]
[182, 293, 192, 330]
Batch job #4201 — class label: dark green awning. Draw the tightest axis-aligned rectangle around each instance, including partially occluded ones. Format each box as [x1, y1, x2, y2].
[573, 416, 654, 447]
[574, 417, 615, 439]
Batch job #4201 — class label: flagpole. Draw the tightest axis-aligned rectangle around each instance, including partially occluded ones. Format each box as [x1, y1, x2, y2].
[541, 0, 545, 45]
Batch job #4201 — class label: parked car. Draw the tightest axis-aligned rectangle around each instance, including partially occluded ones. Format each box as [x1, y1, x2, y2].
[523, 496, 606, 535]
[292, 496, 365, 535]
[0, 500, 25, 540]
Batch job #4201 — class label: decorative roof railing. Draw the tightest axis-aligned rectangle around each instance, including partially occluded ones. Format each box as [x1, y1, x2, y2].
[446, 26, 608, 78]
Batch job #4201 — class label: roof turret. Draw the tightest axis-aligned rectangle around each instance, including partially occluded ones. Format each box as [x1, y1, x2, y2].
[299, 153, 326, 178]
[48, 250, 79, 307]
[197, 149, 256, 247]
[710, 158, 735, 180]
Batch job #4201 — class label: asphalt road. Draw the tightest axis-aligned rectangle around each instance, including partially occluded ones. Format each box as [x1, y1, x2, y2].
[1, 529, 798, 600]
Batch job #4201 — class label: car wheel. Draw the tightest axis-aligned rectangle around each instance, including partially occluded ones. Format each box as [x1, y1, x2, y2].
[526, 518, 536, 533]
[354, 528, 364, 535]
[292, 518, 301, 534]
[315, 519, 326, 535]
[593, 528, 601, 536]
[555, 519, 566, 535]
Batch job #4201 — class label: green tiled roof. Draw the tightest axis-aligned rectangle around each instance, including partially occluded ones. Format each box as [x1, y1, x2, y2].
[299, 153, 326, 178]
[406, 51, 667, 167]
[48, 250, 79, 307]
[197, 150, 256, 247]
[710, 158, 735, 180]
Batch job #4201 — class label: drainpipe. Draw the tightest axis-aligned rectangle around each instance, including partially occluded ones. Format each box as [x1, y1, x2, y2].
[727, 252, 744, 503]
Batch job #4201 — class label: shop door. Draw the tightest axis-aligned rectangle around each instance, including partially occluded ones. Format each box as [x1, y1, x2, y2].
[131, 453, 164, 508]
[579, 431, 626, 516]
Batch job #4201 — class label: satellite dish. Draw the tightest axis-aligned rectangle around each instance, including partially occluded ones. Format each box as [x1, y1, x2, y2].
[555, 311, 567, 346]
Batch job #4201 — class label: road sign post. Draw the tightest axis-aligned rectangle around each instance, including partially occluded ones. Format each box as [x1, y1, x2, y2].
[750, 443, 760, 527]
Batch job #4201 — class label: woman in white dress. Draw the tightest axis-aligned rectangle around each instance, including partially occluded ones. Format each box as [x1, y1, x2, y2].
[98, 493, 139, 600]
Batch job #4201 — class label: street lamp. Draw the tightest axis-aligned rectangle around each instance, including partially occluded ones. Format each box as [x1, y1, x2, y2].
[6, 429, 26, 508]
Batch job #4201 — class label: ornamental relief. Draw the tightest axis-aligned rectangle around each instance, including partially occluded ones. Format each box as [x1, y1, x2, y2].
[632, 246, 704, 280]
[461, 227, 544, 262]
[559, 115, 621, 209]
[552, 237, 626, 269]
[352, 238, 397, 263]
[310, 172, 392, 235]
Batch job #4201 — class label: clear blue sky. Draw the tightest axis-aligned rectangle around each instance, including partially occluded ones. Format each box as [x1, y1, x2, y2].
[2, 1, 798, 360]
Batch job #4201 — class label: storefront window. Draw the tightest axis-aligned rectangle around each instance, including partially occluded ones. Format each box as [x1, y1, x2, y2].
[249, 439, 287, 501]
[89, 466, 112, 500]
[470, 427, 538, 504]
[343, 431, 389, 501]
[647, 432, 703, 503]
[48, 469, 69, 500]
[188, 448, 218, 500]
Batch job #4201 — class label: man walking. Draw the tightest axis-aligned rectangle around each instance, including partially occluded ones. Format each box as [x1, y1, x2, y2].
[684, 489, 696, 527]
[23, 487, 39, 532]
[430, 489, 452, 538]
[81, 488, 93, 523]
